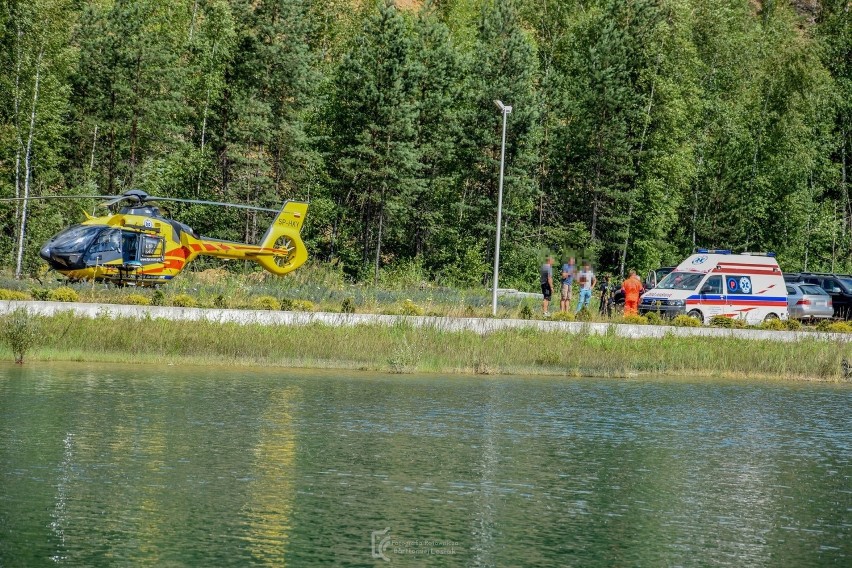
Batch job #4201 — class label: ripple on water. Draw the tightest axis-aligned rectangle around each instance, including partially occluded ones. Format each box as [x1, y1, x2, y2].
[0, 365, 849, 566]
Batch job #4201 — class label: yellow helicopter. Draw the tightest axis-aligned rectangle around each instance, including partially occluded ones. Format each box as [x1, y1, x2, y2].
[4, 189, 309, 285]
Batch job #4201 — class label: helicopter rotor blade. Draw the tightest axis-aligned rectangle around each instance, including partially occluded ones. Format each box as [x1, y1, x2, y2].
[0, 194, 117, 203]
[102, 195, 130, 207]
[145, 196, 279, 213]
[0, 193, 280, 213]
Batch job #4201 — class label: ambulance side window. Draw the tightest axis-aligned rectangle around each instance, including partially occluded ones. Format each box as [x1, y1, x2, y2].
[703, 276, 723, 295]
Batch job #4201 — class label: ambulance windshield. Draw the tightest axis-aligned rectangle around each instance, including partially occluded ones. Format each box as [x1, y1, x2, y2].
[656, 272, 705, 291]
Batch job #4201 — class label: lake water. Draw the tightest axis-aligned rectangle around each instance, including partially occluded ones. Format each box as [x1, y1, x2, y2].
[0, 363, 849, 566]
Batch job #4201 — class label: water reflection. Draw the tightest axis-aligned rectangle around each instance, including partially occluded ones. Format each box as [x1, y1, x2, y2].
[0, 365, 849, 566]
[242, 387, 298, 565]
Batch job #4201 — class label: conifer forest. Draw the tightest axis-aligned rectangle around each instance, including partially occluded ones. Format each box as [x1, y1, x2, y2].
[1, 0, 849, 288]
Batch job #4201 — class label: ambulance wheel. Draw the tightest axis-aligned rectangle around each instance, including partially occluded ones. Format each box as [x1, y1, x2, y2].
[687, 309, 703, 323]
[764, 313, 779, 321]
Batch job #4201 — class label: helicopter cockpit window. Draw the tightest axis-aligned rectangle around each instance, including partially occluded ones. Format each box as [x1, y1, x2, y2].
[49, 225, 101, 253]
[141, 235, 164, 260]
[88, 229, 122, 254]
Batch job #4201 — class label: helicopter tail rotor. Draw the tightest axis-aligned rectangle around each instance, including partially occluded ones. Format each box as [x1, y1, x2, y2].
[254, 201, 309, 276]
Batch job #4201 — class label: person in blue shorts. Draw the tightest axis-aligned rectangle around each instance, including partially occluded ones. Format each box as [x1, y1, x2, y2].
[576, 262, 597, 313]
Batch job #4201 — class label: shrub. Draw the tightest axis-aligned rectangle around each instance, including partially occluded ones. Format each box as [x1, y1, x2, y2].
[784, 318, 802, 331]
[214, 294, 227, 309]
[759, 318, 786, 331]
[291, 299, 315, 312]
[124, 293, 150, 306]
[341, 297, 355, 314]
[709, 315, 746, 328]
[672, 315, 701, 327]
[171, 294, 197, 308]
[518, 304, 534, 320]
[0, 289, 30, 301]
[31, 288, 50, 301]
[49, 287, 79, 302]
[550, 311, 574, 322]
[151, 290, 165, 306]
[645, 311, 662, 326]
[253, 295, 281, 311]
[621, 314, 648, 325]
[399, 299, 424, 316]
[826, 322, 852, 333]
[575, 308, 593, 321]
[2, 308, 39, 364]
[280, 298, 294, 311]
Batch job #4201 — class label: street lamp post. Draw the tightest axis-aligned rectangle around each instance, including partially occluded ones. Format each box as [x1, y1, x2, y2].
[492, 100, 512, 317]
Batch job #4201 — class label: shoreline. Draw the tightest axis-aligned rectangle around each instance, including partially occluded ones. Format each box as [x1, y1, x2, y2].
[0, 305, 850, 382]
[1, 300, 850, 343]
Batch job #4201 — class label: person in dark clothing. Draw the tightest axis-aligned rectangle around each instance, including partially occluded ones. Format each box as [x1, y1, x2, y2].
[540, 256, 554, 316]
[598, 274, 615, 317]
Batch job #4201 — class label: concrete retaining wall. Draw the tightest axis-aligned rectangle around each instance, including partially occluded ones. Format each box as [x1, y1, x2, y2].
[0, 300, 848, 343]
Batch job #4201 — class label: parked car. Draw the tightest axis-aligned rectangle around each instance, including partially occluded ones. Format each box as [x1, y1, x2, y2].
[786, 282, 834, 320]
[612, 266, 675, 307]
[785, 273, 852, 319]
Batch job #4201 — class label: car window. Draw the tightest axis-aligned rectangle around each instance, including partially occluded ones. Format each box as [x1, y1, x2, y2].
[821, 278, 842, 292]
[786, 285, 797, 295]
[801, 284, 828, 296]
[703, 276, 723, 294]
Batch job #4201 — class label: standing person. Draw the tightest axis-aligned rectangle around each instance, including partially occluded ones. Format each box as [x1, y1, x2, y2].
[576, 262, 597, 313]
[598, 274, 614, 317]
[540, 256, 554, 316]
[560, 256, 576, 313]
[622, 269, 643, 316]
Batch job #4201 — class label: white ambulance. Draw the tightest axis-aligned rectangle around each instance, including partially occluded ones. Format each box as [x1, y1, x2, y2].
[638, 249, 788, 325]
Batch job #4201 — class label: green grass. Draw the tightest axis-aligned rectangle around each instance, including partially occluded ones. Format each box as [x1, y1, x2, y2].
[5, 313, 850, 382]
[0, 264, 537, 317]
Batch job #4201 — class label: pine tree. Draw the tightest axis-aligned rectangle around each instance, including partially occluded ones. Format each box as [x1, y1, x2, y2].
[326, 0, 422, 280]
[455, 0, 540, 287]
[70, 0, 193, 194]
[409, 2, 468, 274]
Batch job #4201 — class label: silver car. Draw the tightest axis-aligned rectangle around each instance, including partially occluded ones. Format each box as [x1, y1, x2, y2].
[786, 283, 834, 320]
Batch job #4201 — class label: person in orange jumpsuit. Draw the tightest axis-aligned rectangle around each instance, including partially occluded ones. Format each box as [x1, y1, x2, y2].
[622, 269, 643, 316]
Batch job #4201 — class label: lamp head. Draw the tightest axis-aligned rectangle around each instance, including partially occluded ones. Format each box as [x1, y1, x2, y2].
[494, 100, 512, 114]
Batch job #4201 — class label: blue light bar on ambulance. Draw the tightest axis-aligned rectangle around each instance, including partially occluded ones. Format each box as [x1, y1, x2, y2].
[694, 248, 731, 254]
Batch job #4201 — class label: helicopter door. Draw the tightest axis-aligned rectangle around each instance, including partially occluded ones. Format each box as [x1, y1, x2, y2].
[84, 229, 122, 265]
[122, 232, 139, 263]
